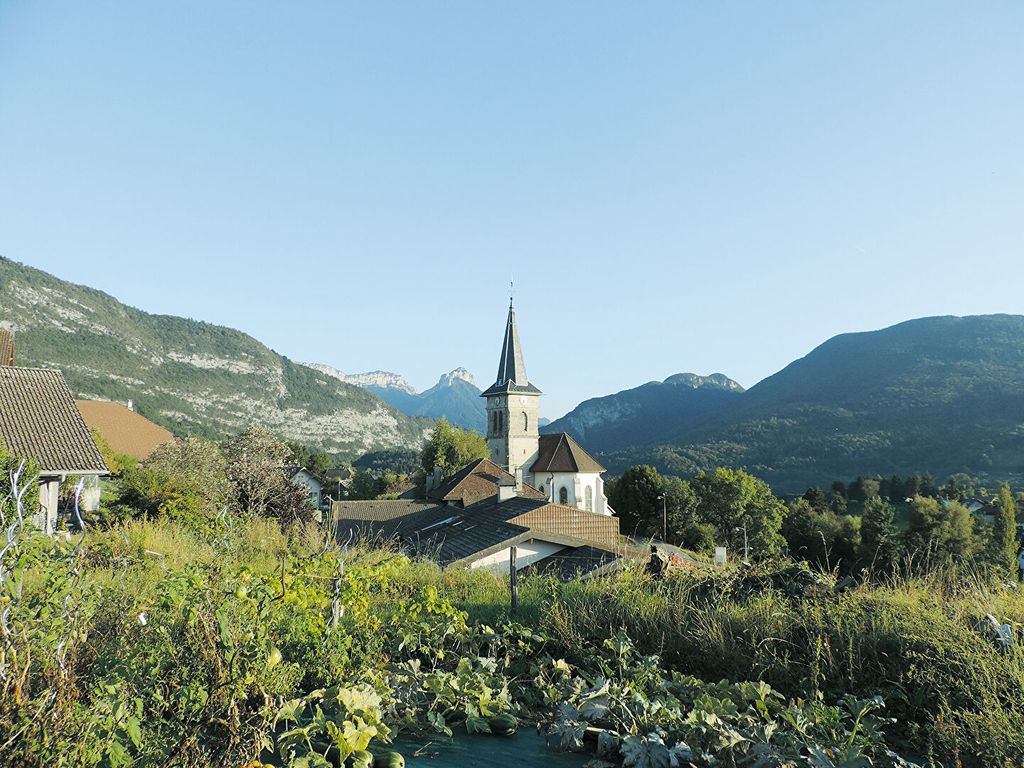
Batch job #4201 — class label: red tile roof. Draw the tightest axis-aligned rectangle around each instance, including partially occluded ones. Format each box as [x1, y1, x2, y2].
[76, 400, 174, 460]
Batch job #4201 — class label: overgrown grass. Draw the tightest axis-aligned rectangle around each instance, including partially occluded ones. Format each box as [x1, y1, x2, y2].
[5, 518, 1023, 766]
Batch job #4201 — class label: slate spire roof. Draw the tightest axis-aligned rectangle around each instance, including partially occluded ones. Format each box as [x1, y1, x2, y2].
[481, 299, 542, 397]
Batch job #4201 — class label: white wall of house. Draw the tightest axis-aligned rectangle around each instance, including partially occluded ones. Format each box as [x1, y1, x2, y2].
[290, 469, 323, 508]
[529, 471, 614, 516]
[468, 540, 565, 574]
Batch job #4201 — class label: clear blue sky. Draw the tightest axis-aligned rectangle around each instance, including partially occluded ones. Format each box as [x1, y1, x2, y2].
[2, 2, 1022, 418]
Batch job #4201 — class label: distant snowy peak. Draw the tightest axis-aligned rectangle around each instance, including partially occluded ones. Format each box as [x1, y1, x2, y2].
[438, 367, 476, 387]
[303, 363, 418, 394]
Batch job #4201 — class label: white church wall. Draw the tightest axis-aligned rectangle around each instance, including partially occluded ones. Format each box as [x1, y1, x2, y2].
[534, 471, 611, 515]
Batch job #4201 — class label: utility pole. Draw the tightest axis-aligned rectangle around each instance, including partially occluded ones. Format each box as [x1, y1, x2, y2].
[658, 494, 667, 542]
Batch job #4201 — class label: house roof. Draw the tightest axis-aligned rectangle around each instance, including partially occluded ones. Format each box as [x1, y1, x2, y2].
[331, 499, 448, 524]
[529, 545, 622, 579]
[76, 399, 174, 461]
[481, 301, 542, 397]
[333, 492, 622, 568]
[430, 457, 546, 506]
[530, 432, 605, 474]
[0, 367, 108, 475]
[0, 330, 13, 366]
[325, 467, 355, 481]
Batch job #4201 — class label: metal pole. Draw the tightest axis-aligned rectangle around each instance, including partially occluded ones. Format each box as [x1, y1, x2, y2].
[744, 525, 749, 561]
[509, 546, 519, 612]
[663, 495, 668, 542]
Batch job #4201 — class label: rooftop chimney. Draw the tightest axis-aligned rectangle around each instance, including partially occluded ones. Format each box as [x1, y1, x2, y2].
[426, 465, 442, 496]
[498, 475, 516, 502]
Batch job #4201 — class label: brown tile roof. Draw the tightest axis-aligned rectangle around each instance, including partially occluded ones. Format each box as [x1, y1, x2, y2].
[430, 458, 546, 506]
[0, 330, 13, 366]
[76, 400, 174, 461]
[530, 432, 605, 474]
[0, 367, 108, 475]
[511, 503, 620, 547]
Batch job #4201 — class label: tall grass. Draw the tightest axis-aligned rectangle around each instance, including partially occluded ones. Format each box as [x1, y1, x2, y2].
[25, 519, 1024, 765]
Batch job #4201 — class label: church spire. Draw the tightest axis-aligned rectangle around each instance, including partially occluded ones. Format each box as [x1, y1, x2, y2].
[481, 295, 541, 398]
[495, 298, 528, 387]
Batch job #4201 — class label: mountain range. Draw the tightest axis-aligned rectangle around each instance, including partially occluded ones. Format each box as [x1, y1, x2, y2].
[0, 256, 431, 461]
[4, 256, 1022, 492]
[308, 364, 488, 432]
[561, 316, 1024, 492]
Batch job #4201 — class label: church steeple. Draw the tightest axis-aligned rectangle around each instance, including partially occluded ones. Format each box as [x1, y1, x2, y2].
[495, 299, 528, 388]
[481, 296, 541, 473]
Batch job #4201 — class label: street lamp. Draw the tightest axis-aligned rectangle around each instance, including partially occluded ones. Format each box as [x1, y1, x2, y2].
[657, 494, 667, 542]
[734, 524, 749, 562]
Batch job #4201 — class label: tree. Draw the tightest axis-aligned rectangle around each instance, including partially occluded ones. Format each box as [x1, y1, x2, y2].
[419, 418, 489, 480]
[223, 427, 310, 522]
[990, 483, 1018, 578]
[690, 468, 787, 558]
[287, 441, 333, 477]
[117, 437, 231, 527]
[606, 465, 664, 537]
[802, 486, 828, 512]
[904, 496, 977, 565]
[860, 495, 900, 570]
[662, 476, 702, 547]
[783, 498, 861, 572]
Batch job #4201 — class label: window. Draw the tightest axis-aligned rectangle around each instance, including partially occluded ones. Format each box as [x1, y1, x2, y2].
[559, 487, 568, 505]
[498, 411, 504, 434]
[585, 486, 593, 512]
[522, 412, 528, 432]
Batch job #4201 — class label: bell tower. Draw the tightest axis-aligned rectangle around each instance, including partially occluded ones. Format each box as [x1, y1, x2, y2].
[481, 297, 541, 475]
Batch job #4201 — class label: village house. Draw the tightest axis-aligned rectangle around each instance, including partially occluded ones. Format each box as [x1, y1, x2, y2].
[0, 360, 108, 533]
[285, 466, 325, 511]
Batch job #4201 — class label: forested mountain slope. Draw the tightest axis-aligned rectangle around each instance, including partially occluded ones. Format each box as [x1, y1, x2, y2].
[0, 256, 431, 460]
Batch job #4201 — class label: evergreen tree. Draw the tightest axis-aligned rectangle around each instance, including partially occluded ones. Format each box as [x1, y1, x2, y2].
[990, 482, 1018, 578]
[860, 495, 899, 569]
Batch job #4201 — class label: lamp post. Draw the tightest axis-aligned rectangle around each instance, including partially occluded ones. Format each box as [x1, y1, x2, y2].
[658, 494, 667, 542]
[734, 524, 749, 562]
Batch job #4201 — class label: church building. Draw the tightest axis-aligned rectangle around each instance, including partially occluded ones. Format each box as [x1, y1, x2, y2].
[481, 299, 615, 517]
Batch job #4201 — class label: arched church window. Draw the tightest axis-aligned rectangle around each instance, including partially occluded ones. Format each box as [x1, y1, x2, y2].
[585, 486, 593, 512]
[522, 412, 528, 432]
[559, 487, 568, 505]
[498, 411, 504, 434]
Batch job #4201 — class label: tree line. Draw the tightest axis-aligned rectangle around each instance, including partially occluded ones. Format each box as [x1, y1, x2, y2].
[608, 464, 1022, 578]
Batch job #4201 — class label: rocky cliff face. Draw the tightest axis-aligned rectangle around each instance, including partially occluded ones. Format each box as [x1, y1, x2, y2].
[304, 363, 418, 394]
[0, 256, 431, 460]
